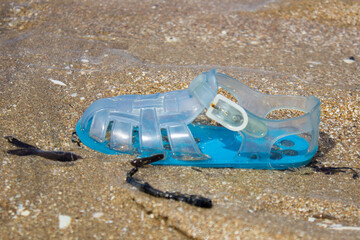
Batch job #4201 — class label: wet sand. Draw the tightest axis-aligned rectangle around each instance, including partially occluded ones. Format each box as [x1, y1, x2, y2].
[1, 0, 359, 239]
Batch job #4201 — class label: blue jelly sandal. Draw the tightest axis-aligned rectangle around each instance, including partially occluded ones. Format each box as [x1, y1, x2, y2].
[76, 69, 321, 169]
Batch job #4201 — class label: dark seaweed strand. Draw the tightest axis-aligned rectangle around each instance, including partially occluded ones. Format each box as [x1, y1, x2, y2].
[5, 136, 82, 162]
[308, 158, 360, 180]
[130, 154, 165, 167]
[35, 150, 82, 162]
[313, 165, 359, 180]
[71, 131, 82, 147]
[126, 154, 213, 208]
[7, 148, 39, 156]
[5, 136, 38, 149]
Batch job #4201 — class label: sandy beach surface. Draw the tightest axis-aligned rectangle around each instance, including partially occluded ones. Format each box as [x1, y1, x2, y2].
[1, 0, 359, 239]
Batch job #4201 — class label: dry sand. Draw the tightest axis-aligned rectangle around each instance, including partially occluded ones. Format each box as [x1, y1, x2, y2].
[1, 0, 359, 239]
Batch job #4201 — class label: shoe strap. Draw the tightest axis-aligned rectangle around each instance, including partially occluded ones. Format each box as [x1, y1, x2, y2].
[188, 69, 218, 108]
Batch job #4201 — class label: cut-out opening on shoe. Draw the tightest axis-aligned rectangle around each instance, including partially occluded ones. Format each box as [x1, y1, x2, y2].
[268, 131, 314, 163]
[161, 128, 171, 151]
[280, 139, 295, 147]
[266, 109, 306, 120]
[270, 152, 283, 160]
[282, 149, 298, 156]
[192, 111, 217, 126]
[132, 126, 140, 150]
[105, 121, 114, 142]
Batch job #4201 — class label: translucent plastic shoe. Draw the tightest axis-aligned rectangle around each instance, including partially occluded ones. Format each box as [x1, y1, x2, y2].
[76, 69, 321, 169]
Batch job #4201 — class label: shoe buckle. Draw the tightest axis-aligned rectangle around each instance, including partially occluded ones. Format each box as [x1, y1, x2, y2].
[206, 94, 248, 131]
